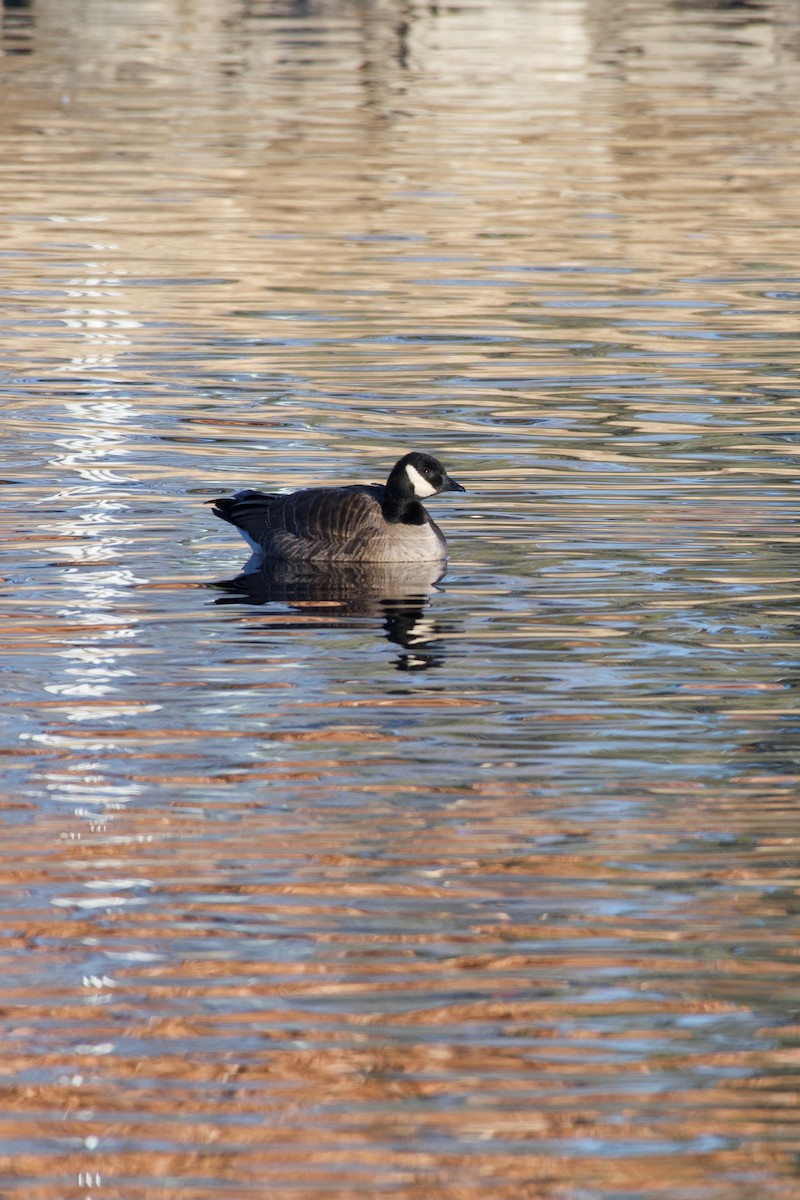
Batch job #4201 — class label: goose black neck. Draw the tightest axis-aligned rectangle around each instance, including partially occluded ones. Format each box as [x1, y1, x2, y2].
[381, 484, 427, 526]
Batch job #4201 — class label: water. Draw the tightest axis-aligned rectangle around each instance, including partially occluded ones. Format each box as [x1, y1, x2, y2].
[2, 0, 800, 1196]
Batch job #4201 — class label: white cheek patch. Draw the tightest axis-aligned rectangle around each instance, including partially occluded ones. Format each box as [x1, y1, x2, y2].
[405, 462, 438, 498]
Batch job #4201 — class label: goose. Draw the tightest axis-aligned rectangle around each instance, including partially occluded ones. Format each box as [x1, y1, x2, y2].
[209, 451, 465, 564]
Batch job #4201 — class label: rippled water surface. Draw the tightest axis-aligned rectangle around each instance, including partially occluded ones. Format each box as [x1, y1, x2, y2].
[3, 1, 800, 1196]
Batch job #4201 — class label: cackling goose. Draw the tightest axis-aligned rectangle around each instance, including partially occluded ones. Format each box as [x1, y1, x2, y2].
[210, 451, 465, 564]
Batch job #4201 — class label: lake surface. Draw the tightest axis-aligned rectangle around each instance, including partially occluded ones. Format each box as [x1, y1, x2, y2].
[2, 0, 800, 1196]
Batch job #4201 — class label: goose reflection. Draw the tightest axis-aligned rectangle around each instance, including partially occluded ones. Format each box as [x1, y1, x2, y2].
[210, 559, 450, 670]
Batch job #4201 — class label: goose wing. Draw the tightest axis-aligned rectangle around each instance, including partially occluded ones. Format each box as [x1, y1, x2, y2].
[211, 485, 386, 556]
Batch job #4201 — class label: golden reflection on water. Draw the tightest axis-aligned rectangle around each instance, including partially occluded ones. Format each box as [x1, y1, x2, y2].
[3, 0, 800, 1197]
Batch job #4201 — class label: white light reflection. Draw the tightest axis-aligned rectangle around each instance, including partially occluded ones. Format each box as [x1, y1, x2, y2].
[29, 256, 167, 932]
[46, 642, 138, 698]
[51, 399, 138, 489]
[41, 393, 156, 721]
[43, 779, 146, 800]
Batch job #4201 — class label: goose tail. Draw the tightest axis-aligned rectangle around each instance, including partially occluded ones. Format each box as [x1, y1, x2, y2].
[208, 489, 277, 560]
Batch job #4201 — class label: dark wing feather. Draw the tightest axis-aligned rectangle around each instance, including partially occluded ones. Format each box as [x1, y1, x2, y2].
[210, 484, 387, 559]
[209, 489, 281, 546]
[284, 486, 385, 544]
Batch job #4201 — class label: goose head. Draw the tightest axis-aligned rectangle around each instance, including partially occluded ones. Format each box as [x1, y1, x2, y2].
[387, 451, 465, 498]
[381, 452, 464, 524]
